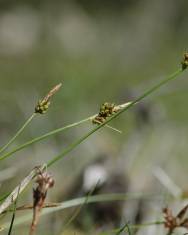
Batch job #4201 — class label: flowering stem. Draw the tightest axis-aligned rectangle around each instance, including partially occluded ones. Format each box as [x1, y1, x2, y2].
[47, 68, 184, 167]
[0, 105, 129, 161]
[0, 116, 92, 162]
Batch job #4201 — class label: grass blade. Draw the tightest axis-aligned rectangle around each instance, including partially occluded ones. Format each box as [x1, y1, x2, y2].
[62, 181, 100, 231]
[99, 221, 164, 235]
[8, 185, 21, 235]
[115, 223, 131, 235]
[0, 116, 92, 162]
[0, 192, 163, 231]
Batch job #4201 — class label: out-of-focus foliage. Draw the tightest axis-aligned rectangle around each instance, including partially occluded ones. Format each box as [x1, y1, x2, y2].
[0, 1, 188, 234]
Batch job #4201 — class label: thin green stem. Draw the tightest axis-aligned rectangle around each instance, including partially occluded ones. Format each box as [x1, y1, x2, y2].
[0, 113, 125, 162]
[4, 192, 161, 213]
[62, 181, 99, 232]
[1, 192, 162, 230]
[8, 184, 20, 235]
[47, 68, 183, 167]
[115, 223, 131, 235]
[130, 221, 164, 228]
[0, 116, 92, 162]
[100, 221, 165, 235]
[0, 113, 36, 154]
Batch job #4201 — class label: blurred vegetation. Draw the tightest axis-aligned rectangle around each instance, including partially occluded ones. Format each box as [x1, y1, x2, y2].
[0, 0, 188, 234]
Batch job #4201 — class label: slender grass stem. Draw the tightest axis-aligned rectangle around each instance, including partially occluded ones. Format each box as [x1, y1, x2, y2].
[0, 116, 92, 162]
[0, 83, 62, 156]
[62, 181, 99, 232]
[0, 113, 36, 154]
[0, 192, 162, 230]
[47, 68, 183, 167]
[100, 221, 165, 235]
[115, 223, 131, 235]
[130, 221, 165, 228]
[8, 184, 20, 235]
[9, 193, 163, 212]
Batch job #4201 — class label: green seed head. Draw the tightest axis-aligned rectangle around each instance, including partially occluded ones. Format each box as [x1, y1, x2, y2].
[34, 83, 62, 115]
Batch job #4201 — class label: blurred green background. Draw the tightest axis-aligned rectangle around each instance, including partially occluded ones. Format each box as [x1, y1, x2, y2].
[0, 0, 188, 234]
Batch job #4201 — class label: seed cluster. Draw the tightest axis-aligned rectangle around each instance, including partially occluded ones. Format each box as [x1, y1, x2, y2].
[33, 171, 54, 208]
[35, 83, 62, 114]
[163, 205, 188, 234]
[35, 100, 50, 114]
[30, 170, 54, 235]
[92, 102, 118, 124]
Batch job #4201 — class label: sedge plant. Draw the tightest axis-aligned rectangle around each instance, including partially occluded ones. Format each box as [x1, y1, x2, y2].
[0, 53, 187, 234]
